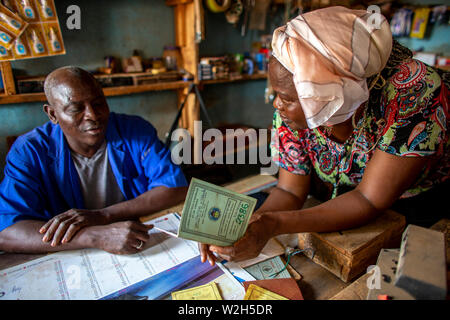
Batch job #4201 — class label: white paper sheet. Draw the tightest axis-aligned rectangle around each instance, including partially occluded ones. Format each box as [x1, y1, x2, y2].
[0, 213, 199, 300]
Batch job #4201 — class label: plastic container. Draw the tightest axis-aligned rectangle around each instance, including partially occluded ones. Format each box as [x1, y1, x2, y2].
[163, 45, 181, 71]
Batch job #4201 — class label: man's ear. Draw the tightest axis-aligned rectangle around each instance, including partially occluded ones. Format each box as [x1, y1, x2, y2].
[43, 104, 58, 124]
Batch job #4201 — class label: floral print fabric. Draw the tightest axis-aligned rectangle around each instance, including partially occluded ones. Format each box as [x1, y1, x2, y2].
[271, 59, 449, 199]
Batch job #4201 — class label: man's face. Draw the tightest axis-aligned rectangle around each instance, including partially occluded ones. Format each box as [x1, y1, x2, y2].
[45, 74, 110, 155]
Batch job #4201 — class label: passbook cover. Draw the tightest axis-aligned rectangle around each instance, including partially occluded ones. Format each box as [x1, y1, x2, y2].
[177, 178, 257, 246]
[243, 278, 304, 300]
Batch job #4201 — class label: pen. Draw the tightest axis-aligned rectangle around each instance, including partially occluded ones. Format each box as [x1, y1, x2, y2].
[153, 226, 178, 238]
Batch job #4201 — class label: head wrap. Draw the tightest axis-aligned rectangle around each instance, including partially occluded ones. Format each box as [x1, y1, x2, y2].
[272, 6, 393, 128]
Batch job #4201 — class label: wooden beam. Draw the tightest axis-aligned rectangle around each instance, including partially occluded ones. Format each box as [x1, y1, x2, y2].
[0, 81, 192, 105]
[1, 62, 16, 95]
[166, 0, 193, 6]
[172, 0, 199, 135]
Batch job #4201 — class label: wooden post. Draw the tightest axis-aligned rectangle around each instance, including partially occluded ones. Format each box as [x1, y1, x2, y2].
[167, 0, 200, 137]
[1, 61, 16, 96]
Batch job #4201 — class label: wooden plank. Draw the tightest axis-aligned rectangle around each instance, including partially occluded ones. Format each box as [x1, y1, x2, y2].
[298, 210, 406, 282]
[102, 81, 190, 96]
[289, 254, 348, 300]
[166, 0, 193, 6]
[0, 81, 191, 105]
[330, 272, 371, 300]
[173, 1, 199, 134]
[174, 4, 186, 48]
[200, 73, 267, 85]
[0, 252, 46, 270]
[223, 173, 276, 194]
[140, 174, 277, 222]
[1, 61, 16, 95]
[0, 92, 47, 104]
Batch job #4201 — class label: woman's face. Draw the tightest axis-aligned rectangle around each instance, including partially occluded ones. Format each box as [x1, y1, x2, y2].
[268, 57, 308, 131]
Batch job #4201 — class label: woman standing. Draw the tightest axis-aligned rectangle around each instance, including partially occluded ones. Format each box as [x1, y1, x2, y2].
[200, 6, 448, 264]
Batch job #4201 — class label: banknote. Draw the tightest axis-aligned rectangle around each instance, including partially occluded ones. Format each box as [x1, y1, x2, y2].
[177, 178, 257, 246]
[171, 282, 223, 300]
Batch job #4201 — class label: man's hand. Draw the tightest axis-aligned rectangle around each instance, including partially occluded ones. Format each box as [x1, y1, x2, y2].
[86, 221, 153, 255]
[199, 212, 276, 263]
[39, 208, 110, 246]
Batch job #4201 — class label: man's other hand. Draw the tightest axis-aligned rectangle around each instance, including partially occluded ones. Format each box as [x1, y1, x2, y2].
[39, 208, 110, 246]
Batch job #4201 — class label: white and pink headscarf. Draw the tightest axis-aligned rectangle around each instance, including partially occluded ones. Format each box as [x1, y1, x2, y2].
[272, 6, 393, 128]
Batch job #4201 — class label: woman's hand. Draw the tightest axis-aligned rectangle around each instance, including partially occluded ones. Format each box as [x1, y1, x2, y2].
[39, 208, 110, 246]
[199, 243, 217, 266]
[204, 212, 277, 263]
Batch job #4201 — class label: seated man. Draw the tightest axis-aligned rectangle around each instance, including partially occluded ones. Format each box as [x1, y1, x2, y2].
[0, 66, 188, 255]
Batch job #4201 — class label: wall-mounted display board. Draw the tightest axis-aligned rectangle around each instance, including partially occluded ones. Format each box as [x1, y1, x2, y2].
[0, 0, 65, 61]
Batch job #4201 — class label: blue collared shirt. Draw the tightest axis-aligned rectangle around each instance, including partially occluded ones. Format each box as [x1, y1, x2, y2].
[0, 112, 187, 232]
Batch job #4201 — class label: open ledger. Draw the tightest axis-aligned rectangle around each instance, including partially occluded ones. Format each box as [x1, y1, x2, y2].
[0, 213, 246, 300]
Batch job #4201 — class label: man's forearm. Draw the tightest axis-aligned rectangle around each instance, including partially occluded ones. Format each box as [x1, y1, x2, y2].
[102, 186, 188, 222]
[265, 189, 382, 236]
[0, 220, 94, 253]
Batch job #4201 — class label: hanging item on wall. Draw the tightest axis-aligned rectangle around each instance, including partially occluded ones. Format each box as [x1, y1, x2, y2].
[248, 0, 270, 31]
[0, 4, 27, 50]
[205, 0, 231, 13]
[225, 0, 243, 25]
[240, 0, 254, 36]
[410, 7, 431, 39]
[390, 8, 413, 37]
[430, 5, 448, 25]
[0, 0, 65, 61]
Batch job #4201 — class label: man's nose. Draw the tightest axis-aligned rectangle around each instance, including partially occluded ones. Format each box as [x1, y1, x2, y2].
[84, 103, 100, 121]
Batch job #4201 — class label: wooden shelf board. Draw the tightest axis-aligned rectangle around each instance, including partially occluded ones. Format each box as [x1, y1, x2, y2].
[200, 73, 267, 85]
[0, 80, 192, 105]
[166, 0, 193, 6]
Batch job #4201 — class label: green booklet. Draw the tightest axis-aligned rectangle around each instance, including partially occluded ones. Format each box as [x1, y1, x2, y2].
[177, 178, 257, 246]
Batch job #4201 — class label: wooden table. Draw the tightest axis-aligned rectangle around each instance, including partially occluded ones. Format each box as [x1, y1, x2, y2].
[0, 175, 278, 270]
[5, 174, 445, 300]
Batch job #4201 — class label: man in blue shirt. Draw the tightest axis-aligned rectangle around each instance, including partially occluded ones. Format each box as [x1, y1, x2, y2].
[0, 66, 188, 254]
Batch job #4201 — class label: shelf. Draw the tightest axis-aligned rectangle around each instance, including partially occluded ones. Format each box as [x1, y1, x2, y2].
[0, 80, 192, 105]
[200, 73, 268, 85]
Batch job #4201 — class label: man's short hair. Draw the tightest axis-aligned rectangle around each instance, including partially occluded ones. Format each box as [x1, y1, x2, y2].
[44, 66, 101, 102]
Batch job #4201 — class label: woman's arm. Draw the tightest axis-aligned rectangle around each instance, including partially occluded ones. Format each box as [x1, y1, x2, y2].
[209, 150, 429, 261]
[257, 167, 311, 213]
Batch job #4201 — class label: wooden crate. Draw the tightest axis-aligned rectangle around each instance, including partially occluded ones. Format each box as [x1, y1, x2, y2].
[298, 210, 406, 283]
